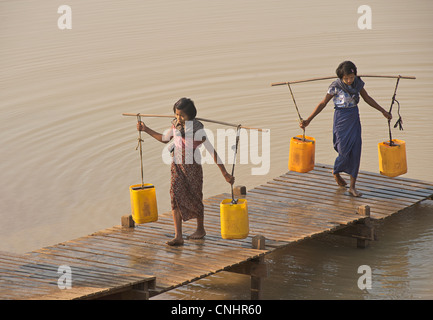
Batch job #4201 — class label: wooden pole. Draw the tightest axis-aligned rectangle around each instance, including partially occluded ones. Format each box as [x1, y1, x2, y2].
[122, 113, 268, 132]
[271, 74, 416, 86]
[251, 235, 266, 300]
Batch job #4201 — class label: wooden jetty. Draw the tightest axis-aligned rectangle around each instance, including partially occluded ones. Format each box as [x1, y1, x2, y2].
[1, 163, 433, 300]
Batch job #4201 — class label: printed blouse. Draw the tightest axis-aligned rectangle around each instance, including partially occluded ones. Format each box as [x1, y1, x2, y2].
[327, 78, 365, 108]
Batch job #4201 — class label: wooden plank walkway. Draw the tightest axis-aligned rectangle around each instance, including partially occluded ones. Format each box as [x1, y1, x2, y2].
[1, 163, 432, 300]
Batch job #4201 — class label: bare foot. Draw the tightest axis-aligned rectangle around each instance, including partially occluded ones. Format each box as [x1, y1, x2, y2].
[187, 229, 206, 240]
[348, 187, 362, 197]
[333, 172, 347, 187]
[167, 237, 184, 246]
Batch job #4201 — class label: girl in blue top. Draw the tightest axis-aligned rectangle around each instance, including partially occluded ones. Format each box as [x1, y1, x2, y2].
[300, 61, 392, 197]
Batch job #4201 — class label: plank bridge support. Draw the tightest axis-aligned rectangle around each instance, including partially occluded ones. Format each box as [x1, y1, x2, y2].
[226, 235, 268, 300]
[94, 278, 156, 300]
[332, 205, 376, 248]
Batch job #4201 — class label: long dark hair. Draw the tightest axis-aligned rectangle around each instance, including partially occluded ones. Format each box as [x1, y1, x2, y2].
[336, 61, 358, 79]
[173, 97, 197, 119]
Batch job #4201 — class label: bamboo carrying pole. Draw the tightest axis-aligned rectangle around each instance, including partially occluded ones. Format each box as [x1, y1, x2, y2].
[272, 74, 416, 146]
[122, 113, 268, 132]
[271, 74, 416, 86]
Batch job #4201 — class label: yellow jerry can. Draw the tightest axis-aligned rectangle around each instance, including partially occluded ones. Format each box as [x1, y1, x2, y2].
[288, 135, 315, 173]
[129, 184, 158, 224]
[378, 139, 407, 177]
[220, 199, 249, 239]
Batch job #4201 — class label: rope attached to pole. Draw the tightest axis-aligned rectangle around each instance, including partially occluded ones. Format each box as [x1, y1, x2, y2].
[387, 76, 402, 146]
[230, 125, 242, 204]
[286, 82, 305, 141]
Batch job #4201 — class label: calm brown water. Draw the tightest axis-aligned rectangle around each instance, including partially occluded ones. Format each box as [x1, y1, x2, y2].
[1, 0, 432, 299]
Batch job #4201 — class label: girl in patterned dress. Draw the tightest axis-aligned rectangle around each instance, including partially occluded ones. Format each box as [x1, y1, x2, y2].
[300, 61, 392, 197]
[137, 98, 234, 245]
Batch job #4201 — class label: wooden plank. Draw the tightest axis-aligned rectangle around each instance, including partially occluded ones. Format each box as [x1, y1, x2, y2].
[0, 251, 156, 300]
[66, 236, 245, 273]
[207, 191, 358, 222]
[251, 181, 409, 212]
[315, 163, 433, 188]
[264, 179, 415, 212]
[103, 226, 264, 261]
[308, 166, 433, 198]
[38, 230, 256, 288]
[280, 166, 431, 211]
[302, 164, 432, 194]
[29, 275, 156, 300]
[278, 169, 424, 201]
[205, 202, 345, 238]
[275, 172, 426, 203]
[248, 188, 388, 218]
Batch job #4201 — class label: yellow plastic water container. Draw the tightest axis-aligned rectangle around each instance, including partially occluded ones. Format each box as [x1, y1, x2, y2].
[378, 139, 407, 177]
[288, 135, 315, 173]
[220, 199, 249, 239]
[129, 184, 158, 224]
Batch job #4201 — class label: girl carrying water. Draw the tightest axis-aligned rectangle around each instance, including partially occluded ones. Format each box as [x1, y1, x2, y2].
[137, 98, 234, 245]
[300, 61, 392, 197]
